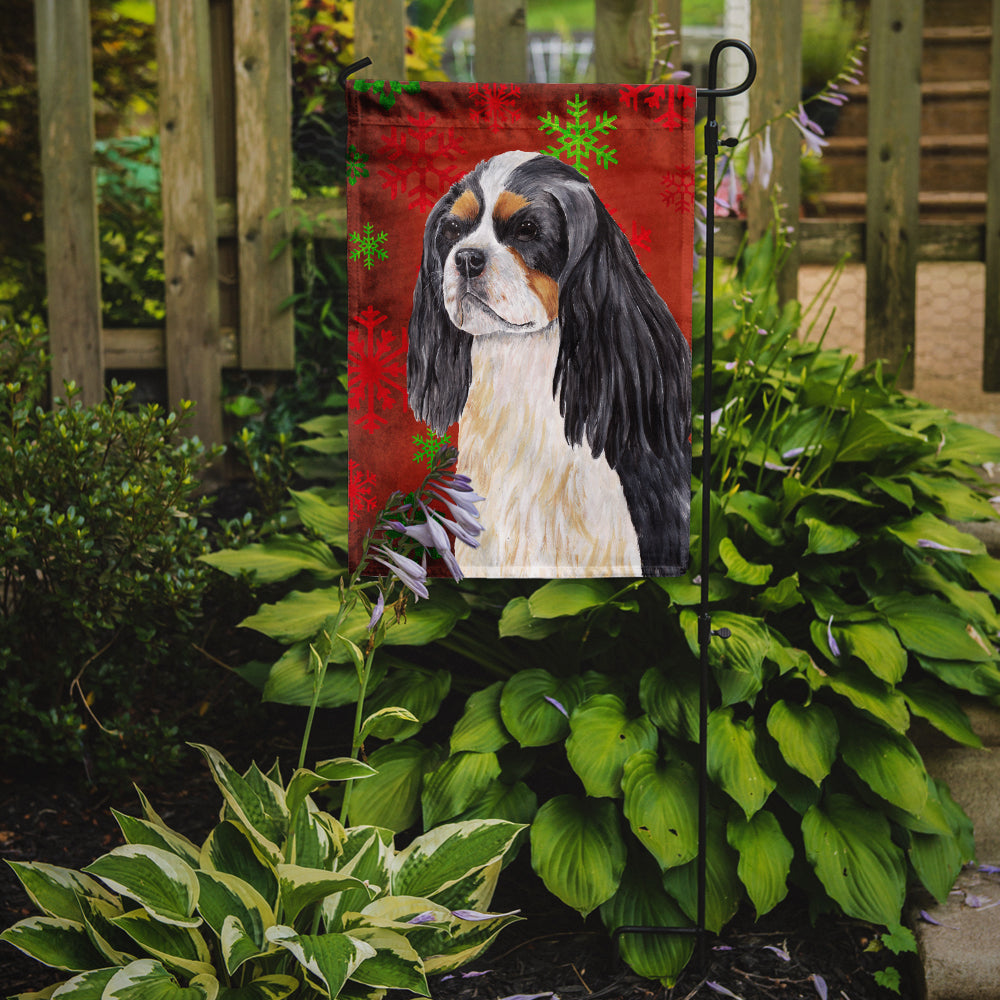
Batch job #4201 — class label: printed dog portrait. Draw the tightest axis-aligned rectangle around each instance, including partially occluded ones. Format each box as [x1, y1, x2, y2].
[407, 150, 691, 577]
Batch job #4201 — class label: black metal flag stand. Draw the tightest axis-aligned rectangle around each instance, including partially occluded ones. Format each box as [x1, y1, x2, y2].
[340, 38, 759, 975]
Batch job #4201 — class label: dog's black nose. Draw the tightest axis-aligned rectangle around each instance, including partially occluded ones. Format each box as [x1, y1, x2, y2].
[454, 247, 486, 279]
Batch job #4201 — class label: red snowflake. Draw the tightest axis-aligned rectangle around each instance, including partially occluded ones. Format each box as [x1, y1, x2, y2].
[468, 83, 522, 132]
[618, 84, 693, 130]
[377, 112, 467, 212]
[605, 203, 653, 261]
[348, 304, 406, 433]
[661, 168, 696, 213]
[348, 460, 377, 522]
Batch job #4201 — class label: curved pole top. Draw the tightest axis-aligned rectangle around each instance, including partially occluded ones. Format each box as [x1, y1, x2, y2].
[337, 57, 373, 90]
[697, 39, 756, 100]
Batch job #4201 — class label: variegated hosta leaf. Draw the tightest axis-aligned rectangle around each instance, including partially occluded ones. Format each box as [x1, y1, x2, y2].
[450, 681, 511, 754]
[288, 801, 343, 870]
[765, 700, 838, 786]
[361, 667, 451, 741]
[322, 829, 393, 931]
[200, 822, 278, 910]
[621, 751, 699, 871]
[265, 925, 375, 998]
[529, 795, 626, 917]
[345, 926, 429, 995]
[190, 745, 288, 863]
[45, 966, 118, 997]
[112, 810, 202, 868]
[0, 916, 107, 972]
[83, 845, 200, 928]
[565, 695, 658, 799]
[77, 894, 135, 966]
[195, 871, 274, 974]
[599, 853, 694, 987]
[285, 760, 375, 824]
[102, 958, 218, 999]
[802, 793, 906, 927]
[110, 908, 214, 979]
[391, 820, 524, 901]
[420, 752, 502, 829]
[422, 860, 501, 916]
[214, 974, 299, 1000]
[727, 810, 793, 917]
[421, 906, 523, 975]
[4, 861, 118, 922]
[276, 864, 375, 925]
[706, 707, 776, 819]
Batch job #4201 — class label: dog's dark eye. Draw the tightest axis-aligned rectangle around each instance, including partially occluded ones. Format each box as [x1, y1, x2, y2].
[516, 219, 539, 241]
[441, 218, 462, 242]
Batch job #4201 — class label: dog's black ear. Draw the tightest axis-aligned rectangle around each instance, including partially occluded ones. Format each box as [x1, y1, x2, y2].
[407, 200, 472, 434]
[553, 187, 691, 470]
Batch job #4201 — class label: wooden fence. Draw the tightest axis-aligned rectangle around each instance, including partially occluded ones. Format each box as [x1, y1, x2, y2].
[33, 0, 1000, 445]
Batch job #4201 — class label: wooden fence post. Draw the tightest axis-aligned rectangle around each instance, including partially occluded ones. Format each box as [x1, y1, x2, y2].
[355, 0, 406, 80]
[594, 0, 651, 84]
[864, 0, 923, 390]
[233, 0, 294, 370]
[34, 0, 104, 405]
[474, 0, 527, 82]
[746, 0, 801, 306]
[983, 0, 1000, 390]
[157, 0, 223, 445]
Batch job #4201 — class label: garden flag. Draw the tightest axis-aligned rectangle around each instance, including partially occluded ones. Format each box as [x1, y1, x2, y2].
[347, 80, 696, 578]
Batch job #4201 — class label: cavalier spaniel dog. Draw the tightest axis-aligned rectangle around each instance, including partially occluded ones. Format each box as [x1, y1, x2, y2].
[407, 150, 690, 577]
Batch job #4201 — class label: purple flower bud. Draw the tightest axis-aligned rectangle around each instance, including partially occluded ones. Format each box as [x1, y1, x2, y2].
[917, 538, 972, 554]
[372, 545, 429, 600]
[544, 695, 569, 718]
[367, 590, 385, 631]
[827, 615, 841, 658]
[407, 911, 438, 925]
[812, 974, 828, 1000]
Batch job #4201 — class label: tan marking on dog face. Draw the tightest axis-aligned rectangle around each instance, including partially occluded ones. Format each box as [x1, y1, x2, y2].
[508, 248, 559, 322]
[450, 189, 480, 221]
[493, 190, 530, 222]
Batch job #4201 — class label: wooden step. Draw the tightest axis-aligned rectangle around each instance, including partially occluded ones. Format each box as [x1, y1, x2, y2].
[922, 25, 993, 83]
[813, 190, 987, 222]
[922, 0, 992, 28]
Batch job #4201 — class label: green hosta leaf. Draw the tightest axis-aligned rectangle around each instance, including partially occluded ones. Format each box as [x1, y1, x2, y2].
[833, 621, 907, 684]
[901, 680, 983, 748]
[392, 820, 524, 900]
[421, 751, 502, 828]
[4, 862, 118, 923]
[906, 472, 998, 522]
[808, 660, 910, 732]
[216, 975, 299, 1000]
[835, 410, 927, 463]
[755, 573, 804, 614]
[499, 670, 584, 747]
[966, 553, 1000, 597]
[103, 959, 218, 1000]
[621, 751, 699, 870]
[886, 512, 985, 557]
[453, 779, 538, 827]
[362, 667, 451, 740]
[112, 812, 201, 868]
[199, 822, 278, 910]
[260, 643, 386, 709]
[337, 590, 470, 653]
[190, 746, 287, 862]
[639, 664, 699, 742]
[0, 916, 107, 971]
[241, 589, 343, 643]
[654, 572, 738, 606]
[599, 853, 694, 987]
[661, 811, 741, 933]
[288, 488, 349, 545]
[565, 695, 658, 798]
[347, 740, 442, 832]
[530, 795, 626, 917]
[874, 594, 995, 662]
[527, 579, 617, 618]
[719, 537, 773, 586]
[935, 421, 1000, 464]
[346, 926, 428, 994]
[277, 865, 374, 925]
[724, 490, 784, 545]
[911, 562, 1000, 633]
[803, 517, 859, 556]
[200, 535, 342, 584]
[765, 700, 838, 786]
[195, 871, 273, 974]
[497, 596, 564, 639]
[680, 610, 770, 706]
[83, 846, 200, 928]
[450, 682, 511, 754]
[909, 817, 966, 906]
[916, 655, 1000, 697]
[707, 708, 776, 818]
[727, 811, 793, 917]
[839, 719, 929, 816]
[802, 794, 906, 926]
[866, 474, 914, 509]
[111, 908, 214, 978]
[265, 926, 375, 997]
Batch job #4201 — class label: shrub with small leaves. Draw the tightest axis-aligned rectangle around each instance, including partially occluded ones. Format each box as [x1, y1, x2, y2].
[0, 317, 220, 782]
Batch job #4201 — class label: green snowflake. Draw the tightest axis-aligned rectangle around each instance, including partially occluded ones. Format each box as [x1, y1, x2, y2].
[538, 94, 618, 174]
[346, 143, 369, 185]
[412, 429, 451, 465]
[349, 223, 388, 269]
[353, 79, 421, 109]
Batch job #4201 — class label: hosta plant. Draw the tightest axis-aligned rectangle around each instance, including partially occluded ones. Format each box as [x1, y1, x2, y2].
[1, 744, 523, 999]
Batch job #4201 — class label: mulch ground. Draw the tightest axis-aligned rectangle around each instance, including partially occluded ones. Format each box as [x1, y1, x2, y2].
[1, 739, 914, 1000]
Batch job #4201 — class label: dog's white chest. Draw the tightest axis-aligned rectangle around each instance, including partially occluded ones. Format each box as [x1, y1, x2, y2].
[456, 328, 641, 577]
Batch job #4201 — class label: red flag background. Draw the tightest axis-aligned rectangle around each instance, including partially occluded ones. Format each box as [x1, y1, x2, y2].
[347, 80, 696, 575]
